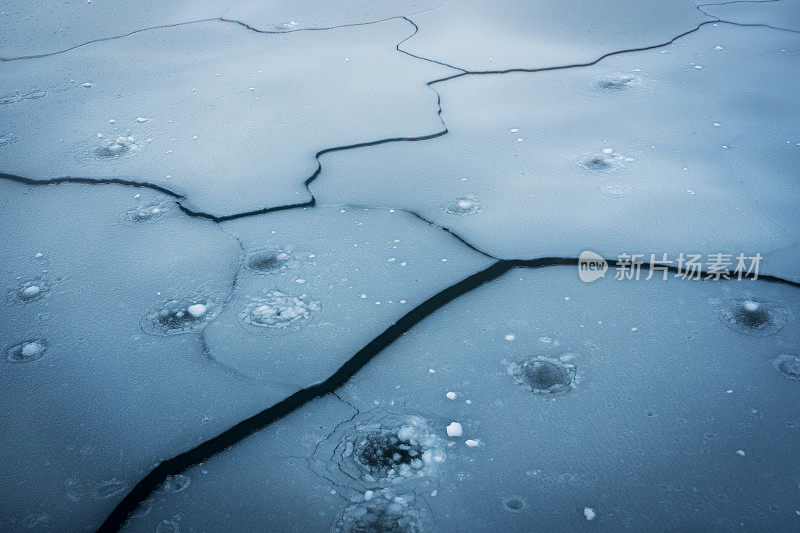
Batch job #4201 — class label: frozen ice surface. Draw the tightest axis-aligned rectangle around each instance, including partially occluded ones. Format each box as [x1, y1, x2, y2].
[0, 180, 295, 530]
[316, 24, 800, 279]
[702, 0, 800, 32]
[0, 0, 440, 59]
[204, 206, 493, 386]
[120, 268, 800, 531]
[401, 0, 709, 71]
[0, 18, 450, 216]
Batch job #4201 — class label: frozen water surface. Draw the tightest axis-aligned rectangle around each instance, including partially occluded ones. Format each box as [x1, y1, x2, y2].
[2, 1, 800, 531]
[316, 24, 800, 279]
[0, 18, 449, 216]
[119, 269, 800, 531]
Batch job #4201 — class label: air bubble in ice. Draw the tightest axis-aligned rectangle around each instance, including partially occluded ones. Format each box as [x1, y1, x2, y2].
[717, 298, 788, 336]
[161, 474, 191, 493]
[7, 339, 48, 363]
[142, 297, 216, 336]
[509, 356, 577, 395]
[596, 73, 642, 91]
[13, 277, 52, 302]
[773, 354, 800, 381]
[93, 136, 140, 159]
[156, 520, 180, 533]
[240, 292, 318, 329]
[244, 247, 297, 274]
[92, 479, 127, 499]
[335, 489, 426, 533]
[125, 201, 168, 223]
[444, 195, 482, 216]
[504, 496, 527, 512]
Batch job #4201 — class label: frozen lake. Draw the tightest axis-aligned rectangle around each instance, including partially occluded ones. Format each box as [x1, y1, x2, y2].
[1, 1, 799, 531]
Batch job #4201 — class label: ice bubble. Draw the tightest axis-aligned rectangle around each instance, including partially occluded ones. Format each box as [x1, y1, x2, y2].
[244, 247, 298, 274]
[444, 195, 482, 216]
[509, 356, 577, 395]
[446, 422, 463, 437]
[773, 354, 800, 381]
[717, 298, 788, 336]
[155, 520, 180, 533]
[240, 292, 318, 329]
[13, 277, 52, 302]
[335, 488, 426, 533]
[92, 479, 127, 499]
[595, 73, 642, 91]
[93, 135, 140, 159]
[161, 474, 191, 493]
[124, 201, 168, 223]
[7, 339, 48, 363]
[504, 496, 527, 512]
[142, 297, 216, 336]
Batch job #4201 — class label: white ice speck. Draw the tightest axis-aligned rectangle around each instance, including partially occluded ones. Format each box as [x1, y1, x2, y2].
[584, 507, 596, 521]
[504, 334, 516, 341]
[714, 45, 724, 51]
[363, 490, 374, 501]
[694, 65, 704, 70]
[81, 82, 92, 87]
[445, 392, 456, 400]
[743, 300, 760, 311]
[465, 439, 479, 447]
[446, 422, 463, 437]
[187, 304, 207, 318]
[135, 117, 149, 123]
[735, 449, 746, 456]
[22, 286, 41, 297]
[21, 342, 45, 358]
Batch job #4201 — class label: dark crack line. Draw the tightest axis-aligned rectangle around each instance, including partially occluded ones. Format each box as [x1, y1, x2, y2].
[0, 172, 184, 199]
[697, 0, 785, 17]
[0, 19, 220, 61]
[96, 255, 799, 532]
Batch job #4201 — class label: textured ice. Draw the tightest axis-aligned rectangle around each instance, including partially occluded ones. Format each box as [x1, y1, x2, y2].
[772, 354, 800, 381]
[508, 355, 577, 395]
[702, 0, 800, 31]
[6, 339, 48, 363]
[0, 18, 450, 216]
[203, 206, 492, 386]
[315, 24, 800, 279]
[400, 0, 708, 71]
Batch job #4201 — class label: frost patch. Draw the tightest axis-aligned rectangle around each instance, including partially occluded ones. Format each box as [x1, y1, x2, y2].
[773, 354, 800, 381]
[0, 133, 15, 147]
[90, 135, 142, 160]
[244, 247, 299, 274]
[595, 73, 642, 91]
[6, 339, 48, 363]
[334, 488, 428, 533]
[509, 355, 577, 395]
[443, 195, 482, 216]
[124, 201, 168, 224]
[10, 277, 53, 302]
[240, 292, 318, 329]
[717, 298, 788, 336]
[141, 297, 218, 336]
[599, 183, 632, 197]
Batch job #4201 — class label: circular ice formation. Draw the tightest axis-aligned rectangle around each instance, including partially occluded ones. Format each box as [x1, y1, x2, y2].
[244, 247, 298, 274]
[125, 201, 168, 223]
[161, 474, 191, 493]
[334, 489, 426, 533]
[509, 356, 577, 395]
[599, 183, 632, 197]
[141, 297, 217, 336]
[504, 496, 527, 513]
[93, 136, 141, 159]
[312, 412, 448, 499]
[92, 479, 127, 500]
[156, 520, 180, 533]
[773, 354, 800, 381]
[240, 292, 318, 329]
[13, 277, 52, 302]
[444, 195, 482, 216]
[717, 298, 788, 336]
[7, 339, 48, 363]
[595, 73, 642, 91]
